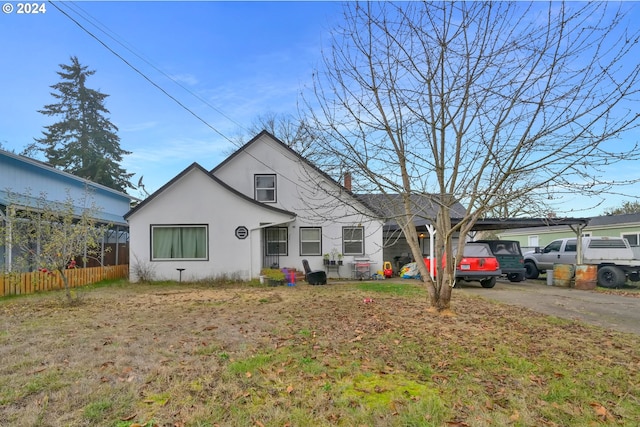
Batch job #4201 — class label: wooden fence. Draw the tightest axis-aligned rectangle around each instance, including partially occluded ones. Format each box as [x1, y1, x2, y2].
[0, 265, 129, 297]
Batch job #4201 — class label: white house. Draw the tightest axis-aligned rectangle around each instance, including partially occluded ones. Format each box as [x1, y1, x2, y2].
[125, 131, 385, 282]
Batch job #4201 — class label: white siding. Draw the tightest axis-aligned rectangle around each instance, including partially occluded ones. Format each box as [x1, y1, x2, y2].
[128, 167, 294, 281]
[213, 134, 385, 277]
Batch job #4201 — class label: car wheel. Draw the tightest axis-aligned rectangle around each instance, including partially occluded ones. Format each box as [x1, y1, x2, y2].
[507, 273, 525, 282]
[480, 277, 496, 288]
[597, 266, 626, 289]
[524, 261, 539, 279]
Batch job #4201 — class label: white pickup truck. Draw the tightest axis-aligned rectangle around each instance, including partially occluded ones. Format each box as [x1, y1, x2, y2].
[523, 236, 640, 288]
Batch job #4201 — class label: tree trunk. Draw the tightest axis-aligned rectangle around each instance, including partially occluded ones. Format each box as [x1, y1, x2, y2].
[59, 268, 73, 304]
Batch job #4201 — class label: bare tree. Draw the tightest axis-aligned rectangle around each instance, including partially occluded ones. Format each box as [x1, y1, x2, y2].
[230, 112, 321, 158]
[303, 1, 640, 312]
[1, 190, 109, 303]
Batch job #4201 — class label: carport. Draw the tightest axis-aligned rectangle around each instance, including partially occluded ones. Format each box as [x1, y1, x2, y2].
[465, 217, 591, 263]
[399, 217, 591, 278]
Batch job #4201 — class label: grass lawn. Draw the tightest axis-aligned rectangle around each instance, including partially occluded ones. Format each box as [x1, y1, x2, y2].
[1, 279, 638, 426]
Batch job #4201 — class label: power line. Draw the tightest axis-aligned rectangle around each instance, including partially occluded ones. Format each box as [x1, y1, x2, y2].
[60, 1, 246, 133]
[48, 0, 237, 144]
[47, 1, 330, 196]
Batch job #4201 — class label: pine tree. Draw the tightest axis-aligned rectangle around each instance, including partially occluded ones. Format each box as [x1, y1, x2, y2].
[32, 56, 133, 192]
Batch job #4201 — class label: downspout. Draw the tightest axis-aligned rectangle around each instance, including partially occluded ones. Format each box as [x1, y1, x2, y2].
[249, 217, 296, 279]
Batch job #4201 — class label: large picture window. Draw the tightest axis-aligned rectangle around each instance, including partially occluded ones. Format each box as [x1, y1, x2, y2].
[300, 227, 322, 256]
[152, 225, 208, 260]
[266, 227, 288, 256]
[255, 174, 276, 202]
[343, 226, 364, 255]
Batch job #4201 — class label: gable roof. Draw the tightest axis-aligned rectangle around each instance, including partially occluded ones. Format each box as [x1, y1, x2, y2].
[124, 162, 296, 220]
[211, 130, 382, 219]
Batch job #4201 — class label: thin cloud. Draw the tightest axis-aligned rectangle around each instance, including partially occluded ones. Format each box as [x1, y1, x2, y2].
[169, 73, 199, 86]
[119, 121, 158, 132]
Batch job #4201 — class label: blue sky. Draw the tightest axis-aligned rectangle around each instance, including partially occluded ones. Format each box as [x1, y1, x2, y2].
[0, 1, 343, 196]
[1, 1, 639, 216]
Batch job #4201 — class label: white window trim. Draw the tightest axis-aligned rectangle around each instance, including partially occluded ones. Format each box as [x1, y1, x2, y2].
[343, 226, 364, 255]
[255, 174, 276, 203]
[300, 227, 322, 256]
[151, 224, 209, 261]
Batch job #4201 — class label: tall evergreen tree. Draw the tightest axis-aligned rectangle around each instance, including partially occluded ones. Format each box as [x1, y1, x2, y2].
[32, 56, 133, 192]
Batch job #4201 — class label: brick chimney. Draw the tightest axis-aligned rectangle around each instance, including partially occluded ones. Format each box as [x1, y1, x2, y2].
[344, 172, 352, 191]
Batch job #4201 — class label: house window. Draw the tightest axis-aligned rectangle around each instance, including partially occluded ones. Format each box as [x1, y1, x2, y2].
[151, 225, 208, 260]
[528, 235, 539, 248]
[343, 226, 364, 255]
[623, 233, 639, 246]
[300, 227, 322, 256]
[266, 227, 288, 256]
[255, 174, 276, 202]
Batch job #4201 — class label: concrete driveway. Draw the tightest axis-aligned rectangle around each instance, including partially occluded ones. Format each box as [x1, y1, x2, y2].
[458, 280, 640, 335]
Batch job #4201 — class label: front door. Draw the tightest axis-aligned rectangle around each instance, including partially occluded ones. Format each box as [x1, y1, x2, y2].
[263, 227, 288, 269]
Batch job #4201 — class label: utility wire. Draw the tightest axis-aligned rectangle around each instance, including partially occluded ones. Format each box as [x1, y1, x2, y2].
[48, 0, 236, 144]
[60, 1, 246, 133]
[48, 1, 335, 197]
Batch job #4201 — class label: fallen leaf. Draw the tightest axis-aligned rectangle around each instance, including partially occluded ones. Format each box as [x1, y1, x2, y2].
[590, 402, 609, 419]
[245, 371, 252, 378]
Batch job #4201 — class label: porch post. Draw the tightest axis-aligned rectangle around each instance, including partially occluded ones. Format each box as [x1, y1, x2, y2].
[426, 224, 436, 280]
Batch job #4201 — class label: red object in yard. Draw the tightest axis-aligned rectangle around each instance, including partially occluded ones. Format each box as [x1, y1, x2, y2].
[383, 261, 393, 278]
[288, 271, 296, 286]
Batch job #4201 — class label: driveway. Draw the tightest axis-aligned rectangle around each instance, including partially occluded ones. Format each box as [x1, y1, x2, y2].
[458, 280, 640, 335]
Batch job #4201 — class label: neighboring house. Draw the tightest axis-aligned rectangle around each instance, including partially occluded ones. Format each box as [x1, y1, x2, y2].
[0, 149, 136, 271]
[497, 213, 640, 251]
[125, 131, 385, 282]
[358, 193, 467, 271]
